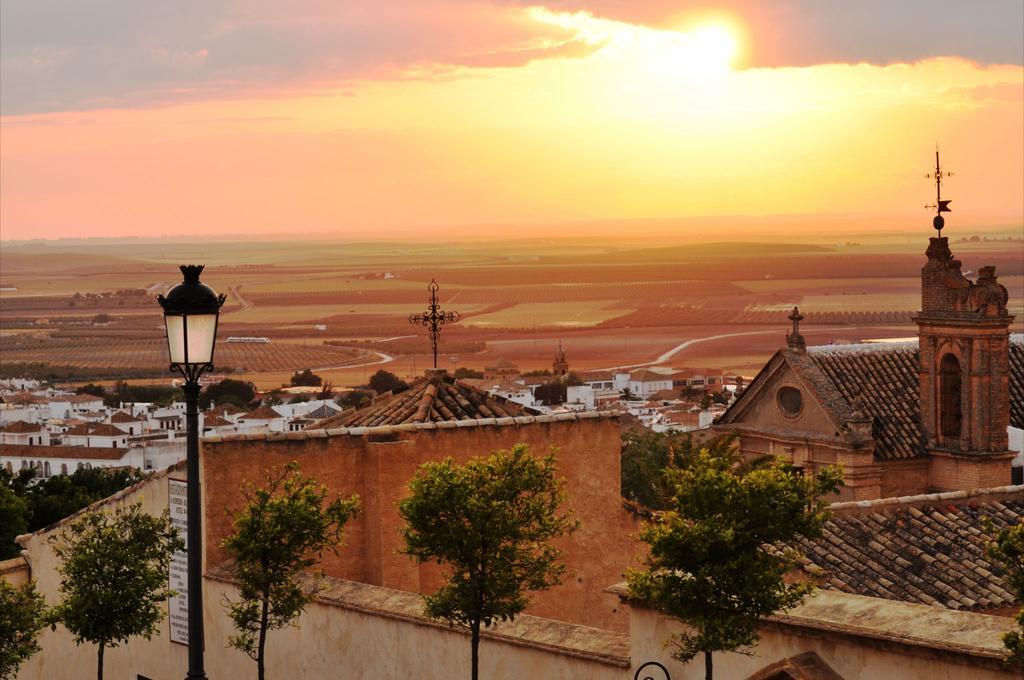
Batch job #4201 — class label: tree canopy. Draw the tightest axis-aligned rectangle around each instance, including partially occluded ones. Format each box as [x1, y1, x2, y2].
[289, 369, 323, 387]
[0, 580, 48, 679]
[50, 504, 182, 680]
[367, 369, 409, 395]
[989, 521, 1024, 668]
[222, 462, 359, 680]
[620, 431, 737, 510]
[0, 467, 145, 559]
[399, 444, 577, 680]
[200, 378, 257, 409]
[627, 450, 842, 680]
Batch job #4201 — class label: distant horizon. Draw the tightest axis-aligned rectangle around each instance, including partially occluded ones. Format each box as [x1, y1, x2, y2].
[2, 2, 1022, 242]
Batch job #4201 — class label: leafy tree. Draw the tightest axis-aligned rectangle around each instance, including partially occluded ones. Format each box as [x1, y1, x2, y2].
[564, 371, 584, 387]
[399, 444, 578, 680]
[222, 463, 359, 680]
[711, 390, 730, 406]
[200, 378, 257, 409]
[521, 369, 552, 378]
[453, 367, 483, 379]
[91, 314, 112, 324]
[289, 369, 323, 387]
[290, 394, 309, 404]
[0, 580, 48, 679]
[533, 380, 566, 405]
[989, 522, 1024, 668]
[336, 389, 373, 411]
[627, 450, 842, 680]
[317, 382, 335, 399]
[0, 484, 29, 559]
[9, 467, 146, 533]
[620, 387, 636, 401]
[106, 381, 182, 408]
[75, 383, 107, 398]
[50, 504, 183, 680]
[621, 431, 737, 510]
[367, 369, 409, 395]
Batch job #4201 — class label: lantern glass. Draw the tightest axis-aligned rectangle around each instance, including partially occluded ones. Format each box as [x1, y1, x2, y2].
[165, 313, 218, 366]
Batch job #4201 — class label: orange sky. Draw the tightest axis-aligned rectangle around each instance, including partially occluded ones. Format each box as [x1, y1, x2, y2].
[1, 4, 1022, 240]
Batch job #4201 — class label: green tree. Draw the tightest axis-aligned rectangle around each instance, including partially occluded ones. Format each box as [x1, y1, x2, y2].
[620, 431, 737, 510]
[989, 522, 1024, 668]
[453, 367, 483, 379]
[50, 504, 182, 680]
[533, 380, 566, 405]
[367, 369, 409, 395]
[627, 450, 843, 680]
[399, 444, 578, 680]
[75, 383, 107, 398]
[289, 369, 323, 387]
[221, 463, 360, 680]
[0, 485, 29, 560]
[336, 389, 373, 411]
[200, 378, 257, 409]
[0, 580, 48, 679]
[620, 387, 636, 401]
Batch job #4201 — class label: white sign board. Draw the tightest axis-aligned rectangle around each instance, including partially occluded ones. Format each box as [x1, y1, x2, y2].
[168, 478, 189, 645]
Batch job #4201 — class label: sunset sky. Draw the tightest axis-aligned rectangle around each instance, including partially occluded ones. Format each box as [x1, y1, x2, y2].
[1, 1, 1022, 241]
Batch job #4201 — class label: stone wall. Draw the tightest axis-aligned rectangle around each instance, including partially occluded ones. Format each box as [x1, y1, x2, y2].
[202, 414, 635, 631]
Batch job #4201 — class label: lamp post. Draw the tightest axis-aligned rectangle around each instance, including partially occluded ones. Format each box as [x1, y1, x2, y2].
[158, 265, 225, 680]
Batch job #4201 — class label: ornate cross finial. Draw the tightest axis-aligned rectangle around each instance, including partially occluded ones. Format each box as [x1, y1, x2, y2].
[924, 146, 953, 236]
[786, 306, 806, 353]
[409, 279, 460, 369]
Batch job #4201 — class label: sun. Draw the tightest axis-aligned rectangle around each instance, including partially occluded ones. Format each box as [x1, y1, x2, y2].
[686, 24, 740, 72]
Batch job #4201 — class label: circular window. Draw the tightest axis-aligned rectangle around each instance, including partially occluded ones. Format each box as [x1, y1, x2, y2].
[777, 386, 803, 416]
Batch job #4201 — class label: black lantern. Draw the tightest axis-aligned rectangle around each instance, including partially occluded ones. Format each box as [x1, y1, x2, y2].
[158, 265, 225, 379]
[158, 264, 224, 680]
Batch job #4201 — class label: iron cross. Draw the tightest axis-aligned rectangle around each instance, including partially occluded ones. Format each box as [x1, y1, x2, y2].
[409, 279, 460, 369]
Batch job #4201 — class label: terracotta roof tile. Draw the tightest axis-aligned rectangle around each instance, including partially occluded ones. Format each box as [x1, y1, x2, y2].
[0, 420, 43, 433]
[64, 422, 127, 437]
[0, 443, 127, 460]
[793, 488, 1023, 612]
[313, 371, 538, 428]
[109, 411, 143, 423]
[240, 405, 284, 420]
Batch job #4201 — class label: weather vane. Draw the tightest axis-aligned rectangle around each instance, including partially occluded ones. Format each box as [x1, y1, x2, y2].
[409, 279, 460, 369]
[924, 146, 953, 236]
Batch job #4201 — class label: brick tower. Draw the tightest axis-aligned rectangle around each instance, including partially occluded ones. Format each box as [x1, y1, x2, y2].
[914, 235, 1014, 490]
[553, 340, 569, 377]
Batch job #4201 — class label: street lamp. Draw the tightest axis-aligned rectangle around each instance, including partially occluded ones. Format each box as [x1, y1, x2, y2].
[158, 264, 225, 680]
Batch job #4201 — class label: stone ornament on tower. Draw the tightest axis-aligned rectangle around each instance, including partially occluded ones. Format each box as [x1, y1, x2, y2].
[786, 306, 806, 353]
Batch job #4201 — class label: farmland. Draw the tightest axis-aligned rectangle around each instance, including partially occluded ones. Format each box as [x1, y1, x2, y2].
[1, 231, 1021, 389]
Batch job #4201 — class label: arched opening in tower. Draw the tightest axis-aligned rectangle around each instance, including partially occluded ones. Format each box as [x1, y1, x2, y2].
[939, 353, 962, 440]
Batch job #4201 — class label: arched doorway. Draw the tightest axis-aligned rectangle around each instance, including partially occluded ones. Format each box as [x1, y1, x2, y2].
[939, 353, 962, 441]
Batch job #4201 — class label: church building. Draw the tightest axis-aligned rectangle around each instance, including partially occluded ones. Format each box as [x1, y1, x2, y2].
[715, 227, 1021, 500]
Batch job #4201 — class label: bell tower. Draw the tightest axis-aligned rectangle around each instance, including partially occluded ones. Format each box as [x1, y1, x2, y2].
[913, 151, 1014, 490]
[553, 340, 569, 377]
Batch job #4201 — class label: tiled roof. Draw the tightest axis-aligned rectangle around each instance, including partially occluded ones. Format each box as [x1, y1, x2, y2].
[313, 371, 538, 428]
[109, 411, 142, 423]
[68, 393, 104, 403]
[0, 443, 127, 460]
[630, 369, 669, 383]
[0, 420, 43, 433]
[304, 403, 341, 420]
[216, 403, 246, 416]
[793, 487, 1022, 612]
[808, 344, 922, 460]
[240, 405, 283, 420]
[64, 422, 128, 437]
[203, 414, 232, 427]
[645, 389, 681, 402]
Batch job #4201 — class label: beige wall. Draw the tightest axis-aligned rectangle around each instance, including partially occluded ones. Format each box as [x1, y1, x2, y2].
[625, 591, 1018, 680]
[14, 466, 628, 680]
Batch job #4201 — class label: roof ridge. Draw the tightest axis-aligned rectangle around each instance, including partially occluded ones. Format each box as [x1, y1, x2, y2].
[830, 484, 1024, 515]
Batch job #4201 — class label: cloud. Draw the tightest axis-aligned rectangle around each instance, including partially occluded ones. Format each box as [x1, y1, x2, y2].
[2, 0, 1021, 115]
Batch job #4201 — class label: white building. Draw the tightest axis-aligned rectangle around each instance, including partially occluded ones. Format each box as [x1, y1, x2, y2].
[61, 422, 131, 448]
[0, 420, 51, 446]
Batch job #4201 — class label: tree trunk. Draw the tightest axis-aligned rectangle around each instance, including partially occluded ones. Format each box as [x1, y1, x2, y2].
[704, 650, 713, 680]
[97, 643, 105, 680]
[258, 595, 270, 680]
[470, 620, 481, 680]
